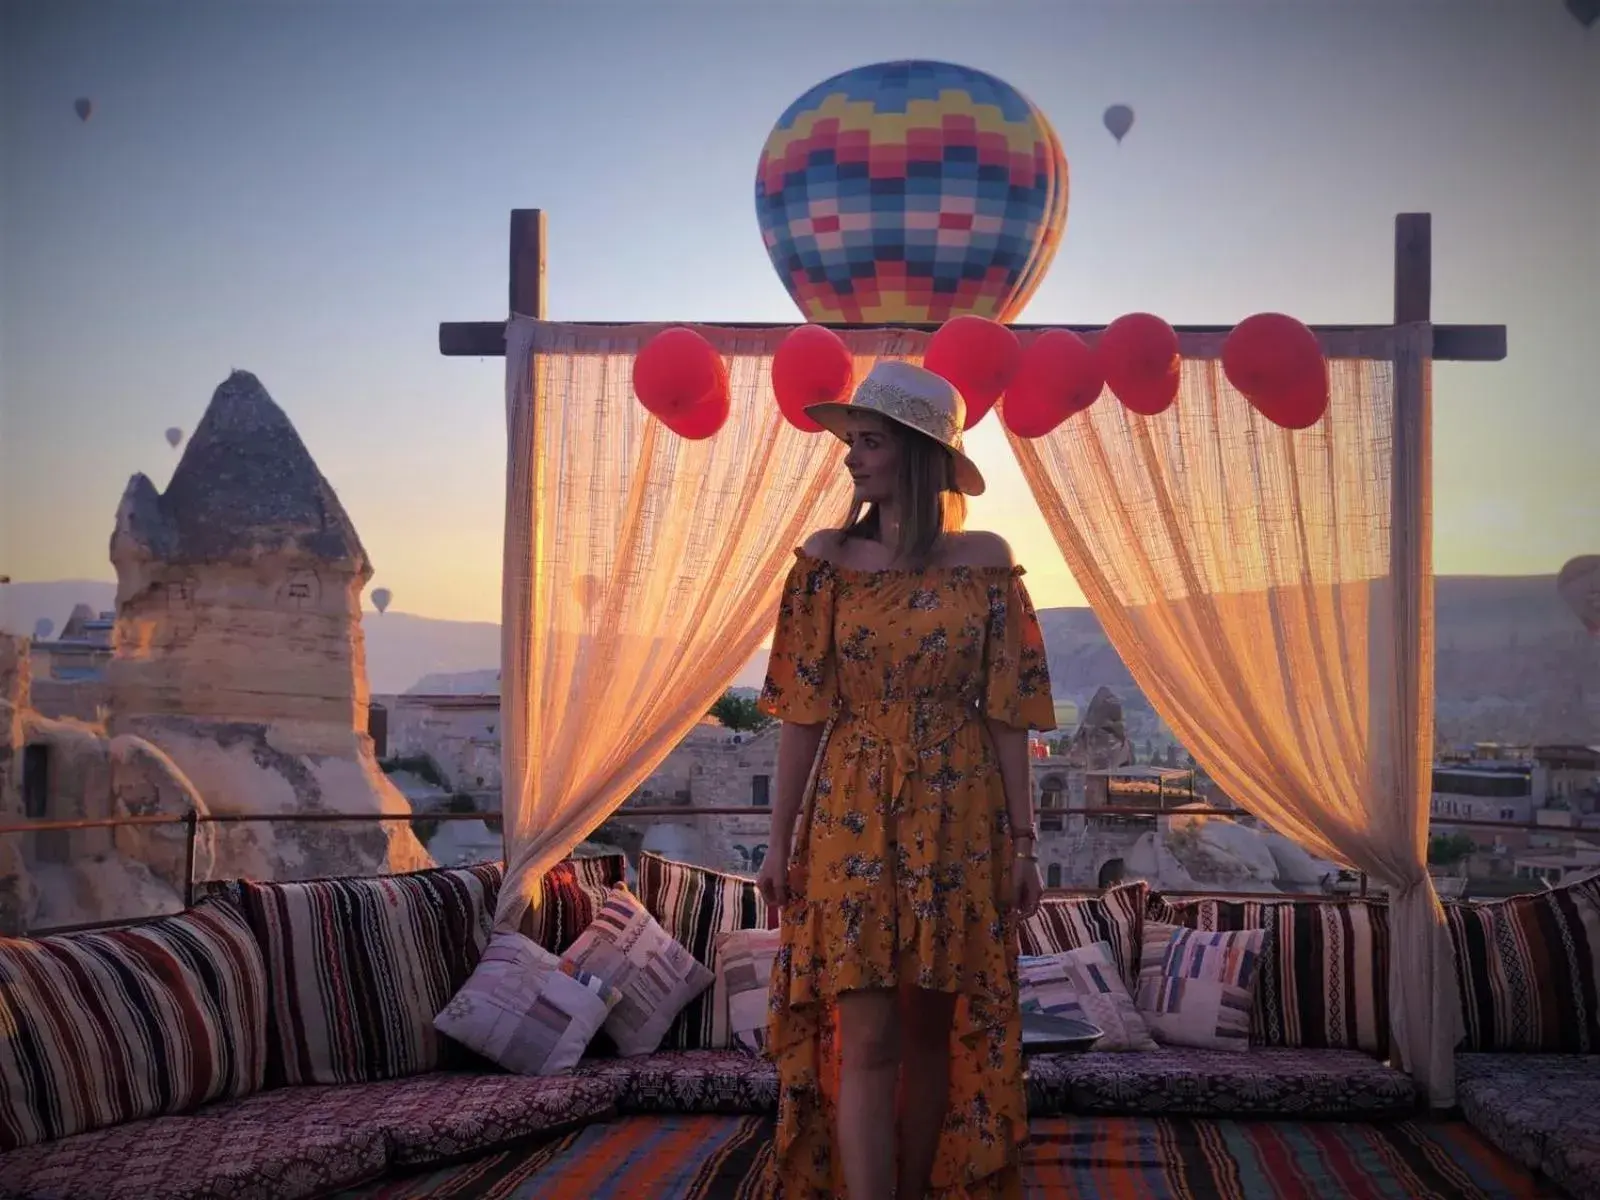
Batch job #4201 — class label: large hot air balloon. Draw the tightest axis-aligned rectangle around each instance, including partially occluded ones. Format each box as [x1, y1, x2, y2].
[756, 60, 1069, 325]
[1557, 556, 1600, 635]
[165, 427, 182, 449]
[33, 618, 54, 641]
[1102, 104, 1135, 144]
[74, 98, 92, 122]
[371, 587, 392, 615]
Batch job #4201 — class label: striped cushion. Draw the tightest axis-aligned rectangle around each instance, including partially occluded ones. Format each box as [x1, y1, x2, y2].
[1147, 893, 1391, 1057]
[635, 852, 771, 1050]
[1445, 875, 1600, 1052]
[526, 853, 629, 953]
[1017, 881, 1147, 992]
[1136, 922, 1266, 1051]
[231, 862, 502, 1085]
[0, 898, 268, 1151]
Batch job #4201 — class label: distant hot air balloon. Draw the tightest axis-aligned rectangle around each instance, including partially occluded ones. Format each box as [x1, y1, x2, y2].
[575, 574, 602, 619]
[33, 618, 54, 641]
[74, 98, 92, 122]
[1103, 104, 1135, 145]
[755, 60, 1069, 324]
[371, 587, 392, 615]
[1557, 556, 1600, 635]
[165, 426, 182, 449]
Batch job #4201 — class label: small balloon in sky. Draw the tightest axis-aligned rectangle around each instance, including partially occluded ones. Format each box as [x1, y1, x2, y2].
[74, 98, 93, 122]
[1103, 104, 1135, 144]
[371, 587, 392, 615]
[165, 426, 182, 449]
[33, 618, 54, 640]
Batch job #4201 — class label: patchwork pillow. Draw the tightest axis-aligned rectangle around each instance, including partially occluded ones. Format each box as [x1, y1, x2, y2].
[525, 852, 629, 954]
[1445, 874, 1600, 1052]
[1135, 921, 1266, 1052]
[712, 928, 782, 1054]
[1148, 893, 1391, 1056]
[434, 931, 620, 1075]
[0, 898, 269, 1151]
[230, 861, 502, 1085]
[635, 852, 771, 1049]
[1018, 941, 1158, 1052]
[564, 886, 714, 1056]
[1017, 880, 1147, 991]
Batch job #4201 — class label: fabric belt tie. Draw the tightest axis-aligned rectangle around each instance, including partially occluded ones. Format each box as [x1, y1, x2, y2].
[840, 702, 976, 810]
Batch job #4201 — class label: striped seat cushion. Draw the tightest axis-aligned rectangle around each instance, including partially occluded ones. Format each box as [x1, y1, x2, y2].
[1445, 874, 1600, 1052]
[1146, 893, 1391, 1056]
[229, 861, 502, 1085]
[635, 853, 772, 1050]
[0, 898, 268, 1151]
[525, 853, 629, 953]
[1017, 881, 1148, 992]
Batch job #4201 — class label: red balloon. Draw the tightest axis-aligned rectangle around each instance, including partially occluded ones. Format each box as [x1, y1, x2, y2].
[772, 325, 853, 432]
[1001, 330, 1103, 438]
[922, 315, 1023, 429]
[1222, 313, 1329, 429]
[633, 327, 728, 421]
[1096, 313, 1180, 416]
[660, 386, 730, 440]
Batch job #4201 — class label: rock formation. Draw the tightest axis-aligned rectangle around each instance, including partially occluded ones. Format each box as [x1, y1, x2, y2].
[107, 370, 430, 882]
[0, 632, 220, 933]
[1063, 686, 1135, 771]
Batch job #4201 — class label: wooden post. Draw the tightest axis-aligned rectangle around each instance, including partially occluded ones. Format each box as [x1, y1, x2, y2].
[509, 209, 547, 319]
[1394, 212, 1432, 326]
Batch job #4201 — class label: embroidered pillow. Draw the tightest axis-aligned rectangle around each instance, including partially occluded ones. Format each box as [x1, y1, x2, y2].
[712, 928, 782, 1054]
[434, 931, 620, 1076]
[564, 887, 714, 1056]
[1018, 941, 1158, 1052]
[1135, 921, 1266, 1052]
[635, 852, 771, 1049]
[1017, 880, 1147, 992]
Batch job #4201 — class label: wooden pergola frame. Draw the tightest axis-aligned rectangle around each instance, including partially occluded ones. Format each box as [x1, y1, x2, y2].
[439, 209, 1506, 362]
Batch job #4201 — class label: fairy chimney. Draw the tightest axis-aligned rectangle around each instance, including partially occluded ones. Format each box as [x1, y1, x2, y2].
[107, 371, 430, 880]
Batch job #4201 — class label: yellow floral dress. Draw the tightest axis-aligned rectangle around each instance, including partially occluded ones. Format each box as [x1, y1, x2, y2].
[757, 550, 1056, 1199]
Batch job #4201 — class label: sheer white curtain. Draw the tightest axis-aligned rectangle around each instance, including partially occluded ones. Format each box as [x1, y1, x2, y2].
[496, 319, 919, 932]
[1006, 324, 1457, 1104]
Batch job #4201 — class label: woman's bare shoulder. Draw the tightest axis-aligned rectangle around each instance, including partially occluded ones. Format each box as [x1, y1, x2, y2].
[941, 530, 1014, 570]
[799, 529, 848, 562]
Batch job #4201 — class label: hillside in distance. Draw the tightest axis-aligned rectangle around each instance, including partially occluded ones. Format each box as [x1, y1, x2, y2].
[5, 575, 1589, 744]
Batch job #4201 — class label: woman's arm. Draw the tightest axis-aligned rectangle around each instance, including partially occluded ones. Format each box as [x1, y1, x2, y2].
[985, 719, 1036, 841]
[769, 719, 826, 859]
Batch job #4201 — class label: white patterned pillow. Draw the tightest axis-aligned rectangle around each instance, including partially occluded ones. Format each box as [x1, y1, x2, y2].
[564, 887, 714, 1056]
[1018, 941, 1157, 1052]
[1135, 921, 1266, 1051]
[433, 931, 619, 1076]
[711, 928, 781, 1054]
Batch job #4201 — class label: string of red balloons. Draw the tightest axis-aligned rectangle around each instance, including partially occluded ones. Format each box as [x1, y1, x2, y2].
[633, 313, 1331, 440]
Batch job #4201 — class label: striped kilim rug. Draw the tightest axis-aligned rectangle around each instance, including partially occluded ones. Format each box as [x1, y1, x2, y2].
[339, 1115, 1560, 1199]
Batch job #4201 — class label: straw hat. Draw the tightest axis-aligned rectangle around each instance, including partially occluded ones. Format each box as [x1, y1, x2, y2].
[805, 360, 986, 496]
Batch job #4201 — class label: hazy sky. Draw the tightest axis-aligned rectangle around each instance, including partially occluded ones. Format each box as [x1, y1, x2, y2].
[2, 0, 1595, 622]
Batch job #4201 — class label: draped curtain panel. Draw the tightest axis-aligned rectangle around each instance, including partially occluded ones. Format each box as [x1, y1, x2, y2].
[497, 318, 923, 934]
[1005, 324, 1457, 1105]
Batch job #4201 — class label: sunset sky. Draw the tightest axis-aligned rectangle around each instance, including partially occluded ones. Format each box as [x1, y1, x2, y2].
[2, 1, 1594, 622]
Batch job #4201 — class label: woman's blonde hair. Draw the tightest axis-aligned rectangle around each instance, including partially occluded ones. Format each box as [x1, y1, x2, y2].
[839, 425, 967, 566]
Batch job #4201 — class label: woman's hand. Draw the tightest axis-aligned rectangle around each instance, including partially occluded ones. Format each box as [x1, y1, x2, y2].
[756, 851, 788, 910]
[1014, 856, 1043, 921]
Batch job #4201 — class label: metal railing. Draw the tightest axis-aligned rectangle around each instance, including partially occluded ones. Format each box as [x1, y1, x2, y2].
[5, 800, 1574, 935]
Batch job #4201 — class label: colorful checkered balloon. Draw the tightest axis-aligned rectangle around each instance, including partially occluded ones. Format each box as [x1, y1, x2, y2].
[756, 60, 1069, 325]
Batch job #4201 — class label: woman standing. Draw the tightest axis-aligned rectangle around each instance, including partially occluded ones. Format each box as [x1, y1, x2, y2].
[756, 360, 1056, 1199]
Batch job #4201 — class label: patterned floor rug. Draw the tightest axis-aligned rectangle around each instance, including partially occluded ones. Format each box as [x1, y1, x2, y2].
[338, 1114, 1561, 1199]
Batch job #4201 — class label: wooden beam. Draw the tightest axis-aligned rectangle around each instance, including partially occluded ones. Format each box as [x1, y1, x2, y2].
[1394, 212, 1432, 326]
[439, 319, 1506, 362]
[508, 209, 546, 319]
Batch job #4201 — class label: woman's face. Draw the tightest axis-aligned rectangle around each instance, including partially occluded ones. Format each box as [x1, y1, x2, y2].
[841, 412, 901, 505]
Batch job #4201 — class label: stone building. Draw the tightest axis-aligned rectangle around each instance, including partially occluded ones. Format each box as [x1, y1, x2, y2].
[105, 370, 429, 883]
